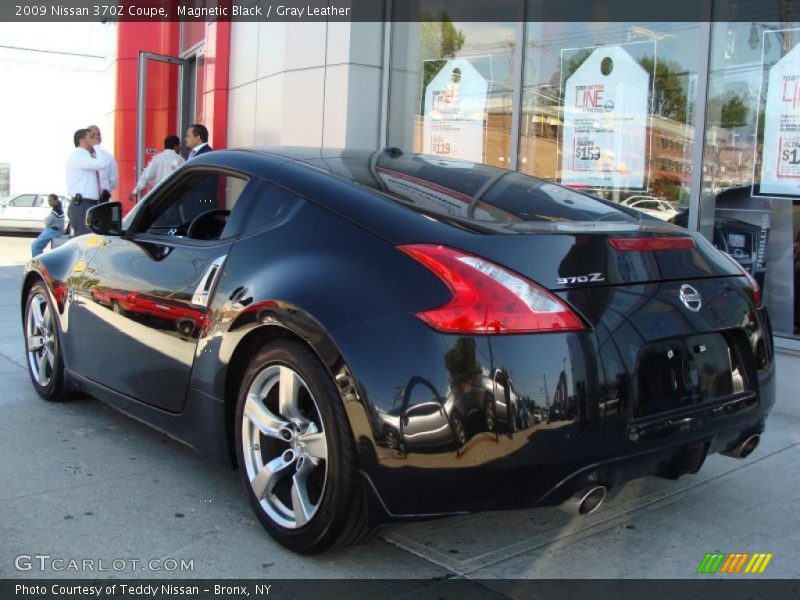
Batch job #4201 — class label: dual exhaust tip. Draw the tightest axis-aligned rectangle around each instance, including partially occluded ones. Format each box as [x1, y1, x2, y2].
[562, 434, 760, 516]
[721, 433, 761, 459]
[562, 484, 607, 516]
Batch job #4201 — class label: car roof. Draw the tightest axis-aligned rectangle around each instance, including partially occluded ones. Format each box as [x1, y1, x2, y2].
[213, 146, 638, 224]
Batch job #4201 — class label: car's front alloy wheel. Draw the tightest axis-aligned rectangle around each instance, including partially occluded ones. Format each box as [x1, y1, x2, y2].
[235, 340, 371, 553]
[24, 281, 73, 402]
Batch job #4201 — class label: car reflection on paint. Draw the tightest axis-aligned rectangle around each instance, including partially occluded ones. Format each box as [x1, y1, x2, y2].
[378, 376, 467, 455]
[91, 287, 204, 337]
[480, 368, 530, 433]
[376, 369, 536, 455]
[91, 287, 134, 314]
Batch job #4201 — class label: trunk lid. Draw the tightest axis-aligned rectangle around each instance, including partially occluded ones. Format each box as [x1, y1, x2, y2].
[446, 224, 742, 291]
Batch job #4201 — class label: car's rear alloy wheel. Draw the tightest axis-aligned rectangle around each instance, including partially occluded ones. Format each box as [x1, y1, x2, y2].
[242, 363, 327, 529]
[235, 340, 371, 553]
[24, 282, 73, 402]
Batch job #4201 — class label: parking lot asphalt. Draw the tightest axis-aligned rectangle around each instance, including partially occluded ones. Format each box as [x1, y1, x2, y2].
[1, 234, 799, 583]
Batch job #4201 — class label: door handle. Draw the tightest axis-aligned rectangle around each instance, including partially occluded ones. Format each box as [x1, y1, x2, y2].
[192, 255, 227, 307]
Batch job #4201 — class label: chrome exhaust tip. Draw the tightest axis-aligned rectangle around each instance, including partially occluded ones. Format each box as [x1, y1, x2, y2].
[562, 485, 607, 516]
[721, 434, 760, 459]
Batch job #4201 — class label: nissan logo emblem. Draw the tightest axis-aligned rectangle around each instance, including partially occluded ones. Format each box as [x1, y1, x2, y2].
[679, 284, 702, 312]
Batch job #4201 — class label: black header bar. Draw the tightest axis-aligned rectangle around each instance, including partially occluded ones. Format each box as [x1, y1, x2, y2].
[1, 0, 799, 23]
[3, 579, 800, 600]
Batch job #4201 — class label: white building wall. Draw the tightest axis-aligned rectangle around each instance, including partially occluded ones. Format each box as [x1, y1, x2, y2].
[227, 21, 385, 150]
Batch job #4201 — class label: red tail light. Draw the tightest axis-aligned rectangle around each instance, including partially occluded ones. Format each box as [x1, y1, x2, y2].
[745, 268, 762, 308]
[720, 252, 762, 307]
[398, 244, 585, 334]
[608, 237, 696, 251]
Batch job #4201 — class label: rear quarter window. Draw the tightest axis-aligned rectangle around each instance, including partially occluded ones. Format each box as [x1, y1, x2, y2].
[241, 182, 303, 235]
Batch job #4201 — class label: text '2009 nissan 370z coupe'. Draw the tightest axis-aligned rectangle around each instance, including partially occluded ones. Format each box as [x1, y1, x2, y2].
[21, 148, 774, 554]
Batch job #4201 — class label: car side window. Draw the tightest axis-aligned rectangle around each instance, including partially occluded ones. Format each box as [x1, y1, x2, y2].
[137, 171, 249, 239]
[239, 182, 303, 236]
[9, 194, 36, 207]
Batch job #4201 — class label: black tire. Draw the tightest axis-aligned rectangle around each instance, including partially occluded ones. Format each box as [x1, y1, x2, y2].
[177, 319, 195, 337]
[23, 281, 75, 402]
[384, 428, 404, 454]
[484, 396, 496, 432]
[450, 411, 467, 447]
[234, 340, 371, 553]
[508, 404, 518, 433]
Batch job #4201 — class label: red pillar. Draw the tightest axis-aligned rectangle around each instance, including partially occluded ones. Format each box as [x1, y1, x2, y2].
[202, 21, 231, 152]
[114, 22, 180, 212]
[113, 22, 230, 213]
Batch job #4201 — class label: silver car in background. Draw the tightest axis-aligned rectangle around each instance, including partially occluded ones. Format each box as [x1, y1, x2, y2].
[0, 194, 71, 234]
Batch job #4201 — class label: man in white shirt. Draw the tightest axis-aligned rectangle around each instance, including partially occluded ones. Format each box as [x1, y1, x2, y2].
[66, 128, 110, 236]
[129, 135, 185, 201]
[87, 125, 118, 202]
[185, 123, 213, 160]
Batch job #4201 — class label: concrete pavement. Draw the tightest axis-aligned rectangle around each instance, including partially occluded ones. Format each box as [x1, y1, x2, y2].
[1, 234, 798, 582]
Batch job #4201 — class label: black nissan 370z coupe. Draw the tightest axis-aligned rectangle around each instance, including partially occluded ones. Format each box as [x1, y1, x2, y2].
[22, 148, 774, 553]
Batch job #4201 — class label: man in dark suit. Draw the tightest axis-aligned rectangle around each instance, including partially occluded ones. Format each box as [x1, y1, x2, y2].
[185, 124, 213, 160]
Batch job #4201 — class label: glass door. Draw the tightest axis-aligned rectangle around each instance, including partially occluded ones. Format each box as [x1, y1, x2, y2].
[135, 52, 188, 184]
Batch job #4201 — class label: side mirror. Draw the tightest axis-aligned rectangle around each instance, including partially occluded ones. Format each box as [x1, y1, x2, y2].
[87, 202, 123, 235]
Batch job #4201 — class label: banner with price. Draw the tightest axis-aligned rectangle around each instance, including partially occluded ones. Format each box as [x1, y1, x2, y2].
[560, 44, 653, 190]
[422, 58, 488, 163]
[755, 30, 800, 198]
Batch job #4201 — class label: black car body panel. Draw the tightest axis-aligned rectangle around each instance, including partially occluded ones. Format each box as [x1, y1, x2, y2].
[22, 147, 775, 523]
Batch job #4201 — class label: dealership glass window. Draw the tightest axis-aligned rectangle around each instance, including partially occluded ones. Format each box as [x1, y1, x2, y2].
[703, 16, 800, 339]
[518, 21, 703, 220]
[388, 13, 518, 168]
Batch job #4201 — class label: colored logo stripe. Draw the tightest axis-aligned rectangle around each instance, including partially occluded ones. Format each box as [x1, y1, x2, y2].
[697, 553, 773, 574]
[745, 553, 773, 574]
[720, 553, 749, 573]
[697, 553, 726, 574]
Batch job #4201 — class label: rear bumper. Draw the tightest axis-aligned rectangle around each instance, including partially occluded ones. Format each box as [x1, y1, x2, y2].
[359, 395, 772, 520]
[331, 313, 775, 520]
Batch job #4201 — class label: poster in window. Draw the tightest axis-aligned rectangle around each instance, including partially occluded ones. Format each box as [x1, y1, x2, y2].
[754, 30, 800, 198]
[422, 58, 488, 163]
[560, 44, 654, 190]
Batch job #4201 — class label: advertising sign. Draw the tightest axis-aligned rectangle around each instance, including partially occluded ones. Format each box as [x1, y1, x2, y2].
[560, 44, 653, 190]
[422, 58, 488, 163]
[754, 30, 800, 198]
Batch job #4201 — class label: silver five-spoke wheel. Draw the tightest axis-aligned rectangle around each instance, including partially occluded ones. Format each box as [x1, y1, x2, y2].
[26, 292, 56, 387]
[241, 364, 329, 529]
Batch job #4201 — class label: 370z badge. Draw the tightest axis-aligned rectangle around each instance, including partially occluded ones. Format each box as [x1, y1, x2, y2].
[557, 273, 606, 285]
